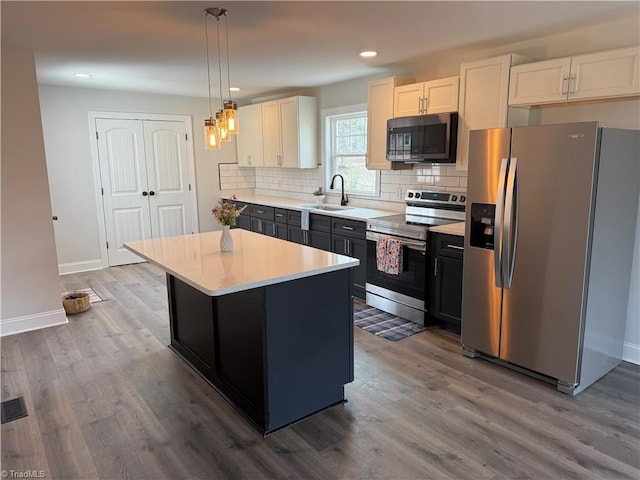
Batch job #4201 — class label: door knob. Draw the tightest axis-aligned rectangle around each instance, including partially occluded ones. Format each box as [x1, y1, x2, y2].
[149, 191, 156, 196]
[142, 191, 148, 196]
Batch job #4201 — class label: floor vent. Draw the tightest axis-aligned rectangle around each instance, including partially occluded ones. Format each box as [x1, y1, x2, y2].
[1, 396, 28, 424]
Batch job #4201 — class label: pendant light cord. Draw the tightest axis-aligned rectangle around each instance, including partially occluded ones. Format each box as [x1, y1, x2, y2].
[216, 16, 224, 110]
[224, 13, 232, 101]
[204, 13, 213, 118]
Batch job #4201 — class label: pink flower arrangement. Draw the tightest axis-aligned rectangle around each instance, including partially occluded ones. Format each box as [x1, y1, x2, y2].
[212, 195, 247, 226]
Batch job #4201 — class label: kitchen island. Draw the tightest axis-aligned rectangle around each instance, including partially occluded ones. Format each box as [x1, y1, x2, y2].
[125, 230, 359, 435]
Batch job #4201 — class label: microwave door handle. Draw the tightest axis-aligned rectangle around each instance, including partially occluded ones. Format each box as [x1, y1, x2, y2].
[503, 157, 519, 289]
[494, 157, 509, 288]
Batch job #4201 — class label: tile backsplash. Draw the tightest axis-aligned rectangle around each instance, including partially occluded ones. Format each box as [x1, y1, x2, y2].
[219, 162, 466, 208]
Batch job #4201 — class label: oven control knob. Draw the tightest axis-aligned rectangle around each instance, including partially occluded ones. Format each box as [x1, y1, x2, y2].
[451, 195, 457, 202]
[460, 195, 466, 203]
[408, 192, 414, 198]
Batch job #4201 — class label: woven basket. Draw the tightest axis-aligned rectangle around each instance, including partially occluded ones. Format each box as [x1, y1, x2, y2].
[62, 292, 91, 314]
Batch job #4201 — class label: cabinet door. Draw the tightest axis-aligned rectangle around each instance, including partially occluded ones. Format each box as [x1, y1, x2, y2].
[237, 104, 264, 166]
[367, 77, 398, 171]
[309, 230, 331, 251]
[431, 254, 463, 333]
[424, 76, 460, 114]
[394, 82, 424, 117]
[235, 214, 251, 231]
[287, 225, 305, 245]
[274, 222, 287, 240]
[279, 97, 300, 168]
[262, 100, 281, 167]
[250, 217, 263, 234]
[457, 54, 521, 170]
[508, 58, 571, 106]
[349, 237, 367, 299]
[570, 47, 640, 101]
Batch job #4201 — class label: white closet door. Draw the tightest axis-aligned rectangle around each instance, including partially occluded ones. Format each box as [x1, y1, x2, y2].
[143, 120, 193, 238]
[96, 118, 150, 266]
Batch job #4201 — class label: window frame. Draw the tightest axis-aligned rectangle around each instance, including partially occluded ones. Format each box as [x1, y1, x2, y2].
[321, 104, 380, 198]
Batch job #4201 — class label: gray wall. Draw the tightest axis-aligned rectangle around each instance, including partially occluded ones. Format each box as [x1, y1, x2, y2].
[39, 86, 238, 269]
[1, 49, 65, 328]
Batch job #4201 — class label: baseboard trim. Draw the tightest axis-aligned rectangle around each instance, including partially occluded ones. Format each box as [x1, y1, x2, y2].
[622, 341, 640, 365]
[1, 309, 68, 337]
[59, 259, 104, 275]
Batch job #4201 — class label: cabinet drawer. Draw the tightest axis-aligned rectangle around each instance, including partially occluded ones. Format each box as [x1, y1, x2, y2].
[250, 204, 274, 221]
[433, 233, 464, 258]
[274, 208, 288, 223]
[330, 218, 365, 239]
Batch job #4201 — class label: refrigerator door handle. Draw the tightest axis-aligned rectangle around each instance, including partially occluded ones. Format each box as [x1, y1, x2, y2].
[494, 157, 509, 287]
[503, 157, 519, 288]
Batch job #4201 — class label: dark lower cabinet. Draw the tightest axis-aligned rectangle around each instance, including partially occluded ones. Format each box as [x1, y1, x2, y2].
[331, 218, 367, 300]
[332, 234, 366, 299]
[166, 270, 354, 435]
[428, 232, 464, 334]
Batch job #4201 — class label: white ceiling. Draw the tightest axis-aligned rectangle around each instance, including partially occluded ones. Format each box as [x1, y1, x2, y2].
[2, 1, 638, 101]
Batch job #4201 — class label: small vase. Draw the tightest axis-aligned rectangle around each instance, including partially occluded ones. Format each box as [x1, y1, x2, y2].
[220, 225, 233, 252]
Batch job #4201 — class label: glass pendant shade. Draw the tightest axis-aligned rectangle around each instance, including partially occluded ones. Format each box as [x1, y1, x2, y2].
[204, 117, 220, 150]
[216, 110, 230, 142]
[224, 101, 239, 134]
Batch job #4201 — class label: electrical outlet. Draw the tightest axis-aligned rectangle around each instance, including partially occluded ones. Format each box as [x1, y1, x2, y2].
[395, 186, 403, 199]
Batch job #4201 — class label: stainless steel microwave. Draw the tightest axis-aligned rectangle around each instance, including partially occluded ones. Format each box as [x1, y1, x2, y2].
[386, 112, 458, 164]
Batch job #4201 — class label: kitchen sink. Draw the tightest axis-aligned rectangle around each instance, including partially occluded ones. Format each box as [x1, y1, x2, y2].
[301, 205, 354, 211]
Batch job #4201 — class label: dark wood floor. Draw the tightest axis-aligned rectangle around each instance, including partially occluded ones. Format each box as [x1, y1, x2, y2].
[2, 263, 639, 479]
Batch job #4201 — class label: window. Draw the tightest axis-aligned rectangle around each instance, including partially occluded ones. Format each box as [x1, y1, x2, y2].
[324, 105, 379, 197]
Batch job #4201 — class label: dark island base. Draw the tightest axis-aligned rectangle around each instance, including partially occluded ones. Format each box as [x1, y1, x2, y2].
[166, 268, 355, 435]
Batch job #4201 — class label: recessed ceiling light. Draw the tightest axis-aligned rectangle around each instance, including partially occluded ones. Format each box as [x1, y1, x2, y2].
[229, 87, 240, 92]
[359, 51, 378, 58]
[74, 73, 92, 78]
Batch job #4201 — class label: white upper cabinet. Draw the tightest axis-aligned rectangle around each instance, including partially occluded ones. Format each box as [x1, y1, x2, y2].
[509, 46, 640, 106]
[367, 76, 411, 171]
[394, 76, 460, 117]
[237, 103, 264, 167]
[261, 96, 318, 169]
[457, 54, 530, 170]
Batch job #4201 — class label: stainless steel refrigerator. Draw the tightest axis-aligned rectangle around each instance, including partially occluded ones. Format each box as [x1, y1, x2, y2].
[461, 122, 639, 395]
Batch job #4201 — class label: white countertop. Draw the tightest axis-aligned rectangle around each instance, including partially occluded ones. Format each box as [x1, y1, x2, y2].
[430, 221, 466, 236]
[124, 230, 359, 297]
[221, 192, 399, 221]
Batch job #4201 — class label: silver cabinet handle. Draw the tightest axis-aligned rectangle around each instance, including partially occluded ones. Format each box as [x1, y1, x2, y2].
[423, 96, 428, 112]
[272, 223, 276, 236]
[342, 225, 354, 231]
[569, 74, 577, 96]
[561, 75, 569, 96]
[434, 257, 438, 276]
[258, 219, 263, 234]
[256, 210, 264, 214]
[446, 244, 464, 251]
[275, 213, 284, 218]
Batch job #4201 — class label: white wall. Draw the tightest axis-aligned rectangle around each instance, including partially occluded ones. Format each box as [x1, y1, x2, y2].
[1, 49, 67, 335]
[534, 99, 640, 363]
[38, 85, 237, 271]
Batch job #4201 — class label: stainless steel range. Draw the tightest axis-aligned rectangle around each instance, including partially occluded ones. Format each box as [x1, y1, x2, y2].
[365, 190, 466, 325]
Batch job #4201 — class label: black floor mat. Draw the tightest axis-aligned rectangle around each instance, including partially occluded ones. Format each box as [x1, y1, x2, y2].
[1, 396, 28, 424]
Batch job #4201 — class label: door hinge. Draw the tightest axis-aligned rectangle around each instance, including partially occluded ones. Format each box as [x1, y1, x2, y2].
[185, 133, 188, 141]
[188, 183, 192, 191]
[96, 131, 99, 140]
[101, 187, 104, 195]
[106, 241, 109, 249]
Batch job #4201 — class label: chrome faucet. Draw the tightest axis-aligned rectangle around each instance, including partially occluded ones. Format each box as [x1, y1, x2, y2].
[330, 174, 349, 206]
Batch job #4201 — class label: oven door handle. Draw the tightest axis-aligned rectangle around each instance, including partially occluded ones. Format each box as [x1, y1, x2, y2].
[366, 231, 426, 252]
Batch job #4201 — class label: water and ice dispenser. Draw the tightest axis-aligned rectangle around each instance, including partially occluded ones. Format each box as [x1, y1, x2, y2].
[469, 203, 496, 250]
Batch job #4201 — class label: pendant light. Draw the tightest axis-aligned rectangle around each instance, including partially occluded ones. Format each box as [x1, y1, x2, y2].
[203, 7, 238, 150]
